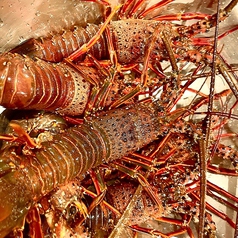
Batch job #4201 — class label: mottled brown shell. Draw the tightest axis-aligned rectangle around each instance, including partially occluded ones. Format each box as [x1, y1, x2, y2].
[110, 19, 175, 64]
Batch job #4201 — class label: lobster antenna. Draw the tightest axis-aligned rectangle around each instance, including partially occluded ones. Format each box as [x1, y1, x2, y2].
[198, 1, 221, 237]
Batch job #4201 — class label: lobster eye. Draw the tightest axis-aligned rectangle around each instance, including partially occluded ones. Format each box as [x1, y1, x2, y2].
[69, 205, 77, 216]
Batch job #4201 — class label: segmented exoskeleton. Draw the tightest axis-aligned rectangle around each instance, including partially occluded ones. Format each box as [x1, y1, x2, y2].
[0, 52, 96, 115]
[0, 0, 237, 117]
[0, 0, 236, 237]
[0, 101, 165, 238]
[9, 0, 238, 66]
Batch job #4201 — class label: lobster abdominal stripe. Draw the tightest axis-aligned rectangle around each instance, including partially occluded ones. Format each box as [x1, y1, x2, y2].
[0, 102, 160, 238]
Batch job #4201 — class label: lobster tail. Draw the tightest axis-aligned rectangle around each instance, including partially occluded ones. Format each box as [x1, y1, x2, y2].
[10, 24, 109, 63]
[0, 53, 91, 116]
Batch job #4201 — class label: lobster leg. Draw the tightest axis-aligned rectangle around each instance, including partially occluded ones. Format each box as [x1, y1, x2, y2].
[207, 189, 238, 212]
[178, 0, 238, 36]
[153, 12, 211, 21]
[191, 191, 236, 229]
[88, 169, 108, 217]
[130, 224, 191, 238]
[68, 54, 114, 115]
[235, 213, 238, 238]
[25, 206, 43, 238]
[217, 54, 238, 100]
[208, 165, 238, 176]
[82, 187, 121, 216]
[137, 0, 175, 19]
[111, 161, 162, 210]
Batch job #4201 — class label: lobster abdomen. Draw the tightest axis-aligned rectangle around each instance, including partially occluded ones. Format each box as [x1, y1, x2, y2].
[0, 53, 91, 116]
[10, 24, 109, 63]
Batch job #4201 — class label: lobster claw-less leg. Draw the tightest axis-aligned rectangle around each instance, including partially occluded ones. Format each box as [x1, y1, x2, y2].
[25, 206, 43, 238]
[1, 123, 37, 149]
